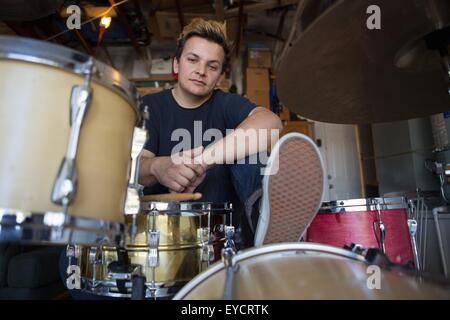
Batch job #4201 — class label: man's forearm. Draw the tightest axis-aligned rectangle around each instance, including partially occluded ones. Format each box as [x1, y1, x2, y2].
[201, 108, 282, 166]
[138, 156, 159, 187]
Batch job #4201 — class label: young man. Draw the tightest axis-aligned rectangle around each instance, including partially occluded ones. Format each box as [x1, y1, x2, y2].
[138, 19, 282, 245]
[58, 19, 324, 299]
[138, 18, 324, 247]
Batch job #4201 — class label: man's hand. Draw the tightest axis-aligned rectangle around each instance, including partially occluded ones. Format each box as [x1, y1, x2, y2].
[151, 146, 206, 193]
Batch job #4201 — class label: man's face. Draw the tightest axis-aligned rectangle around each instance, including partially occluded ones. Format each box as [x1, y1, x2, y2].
[174, 36, 224, 97]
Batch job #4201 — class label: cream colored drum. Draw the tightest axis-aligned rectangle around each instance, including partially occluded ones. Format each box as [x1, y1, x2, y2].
[173, 243, 450, 300]
[0, 36, 140, 245]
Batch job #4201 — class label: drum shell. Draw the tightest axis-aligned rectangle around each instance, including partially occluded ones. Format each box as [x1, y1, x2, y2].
[125, 212, 208, 247]
[0, 60, 136, 222]
[79, 245, 208, 285]
[174, 244, 450, 300]
[306, 198, 414, 265]
[80, 211, 209, 286]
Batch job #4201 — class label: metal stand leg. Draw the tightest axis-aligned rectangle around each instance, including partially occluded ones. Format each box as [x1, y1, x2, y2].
[433, 207, 448, 278]
[407, 219, 421, 270]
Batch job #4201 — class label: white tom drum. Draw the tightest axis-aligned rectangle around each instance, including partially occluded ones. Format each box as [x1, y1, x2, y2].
[0, 36, 140, 246]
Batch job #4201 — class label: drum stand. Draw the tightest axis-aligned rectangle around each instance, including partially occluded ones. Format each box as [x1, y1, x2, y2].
[432, 207, 449, 278]
[222, 225, 238, 300]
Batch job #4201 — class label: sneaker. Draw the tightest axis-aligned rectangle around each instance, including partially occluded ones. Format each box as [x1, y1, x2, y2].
[254, 132, 325, 246]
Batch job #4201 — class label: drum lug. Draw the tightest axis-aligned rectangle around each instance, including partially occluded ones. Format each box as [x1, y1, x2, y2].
[125, 108, 149, 214]
[66, 244, 81, 266]
[88, 246, 103, 286]
[224, 225, 236, 252]
[373, 199, 387, 254]
[51, 58, 94, 209]
[147, 230, 160, 268]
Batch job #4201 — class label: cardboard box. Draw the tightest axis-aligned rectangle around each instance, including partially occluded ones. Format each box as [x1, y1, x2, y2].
[246, 68, 270, 108]
[279, 105, 290, 121]
[136, 86, 166, 97]
[248, 48, 272, 68]
[153, 11, 239, 41]
[216, 76, 231, 92]
[281, 120, 315, 139]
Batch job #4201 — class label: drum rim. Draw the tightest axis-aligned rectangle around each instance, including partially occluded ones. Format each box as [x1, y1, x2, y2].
[140, 201, 233, 213]
[172, 242, 366, 300]
[80, 278, 186, 298]
[0, 207, 124, 246]
[320, 196, 408, 211]
[0, 35, 140, 121]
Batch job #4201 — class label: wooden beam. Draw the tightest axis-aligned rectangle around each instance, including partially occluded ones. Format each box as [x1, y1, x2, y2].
[54, 11, 95, 56]
[109, 0, 151, 75]
[103, 46, 116, 68]
[276, 6, 289, 39]
[215, 0, 225, 22]
[174, 0, 185, 29]
[109, 0, 148, 63]
[234, 0, 245, 57]
[3, 21, 44, 39]
[227, 0, 299, 16]
[73, 28, 95, 56]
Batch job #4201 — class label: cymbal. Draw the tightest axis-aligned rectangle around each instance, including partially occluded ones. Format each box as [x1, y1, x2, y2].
[277, 0, 450, 124]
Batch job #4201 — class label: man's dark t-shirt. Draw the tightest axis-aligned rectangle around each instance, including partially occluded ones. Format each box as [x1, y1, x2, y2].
[141, 89, 257, 203]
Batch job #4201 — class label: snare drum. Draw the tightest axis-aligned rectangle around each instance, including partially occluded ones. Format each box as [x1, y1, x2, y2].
[0, 36, 140, 245]
[76, 201, 232, 298]
[188, 202, 233, 262]
[174, 243, 450, 299]
[305, 197, 416, 265]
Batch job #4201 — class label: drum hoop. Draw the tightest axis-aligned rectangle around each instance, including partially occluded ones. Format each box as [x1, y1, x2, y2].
[80, 279, 186, 298]
[0, 207, 124, 245]
[0, 35, 140, 122]
[320, 197, 408, 211]
[140, 201, 232, 213]
[173, 242, 367, 300]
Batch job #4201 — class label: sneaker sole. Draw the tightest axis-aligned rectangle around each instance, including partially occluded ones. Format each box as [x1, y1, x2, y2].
[262, 133, 325, 245]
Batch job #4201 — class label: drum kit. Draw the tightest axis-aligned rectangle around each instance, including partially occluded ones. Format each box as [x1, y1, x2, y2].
[1, 0, 450, 300]
[0, 35, 235, 299]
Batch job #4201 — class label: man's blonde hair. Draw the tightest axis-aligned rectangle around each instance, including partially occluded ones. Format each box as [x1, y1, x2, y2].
[175, 18, 231, 72]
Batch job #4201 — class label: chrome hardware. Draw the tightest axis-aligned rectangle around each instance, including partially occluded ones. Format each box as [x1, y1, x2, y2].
[51, 58, 94, 208]
[147, 230, 160, 268]
[222, 247, 238, 300]
[407, 219, 421, 270]
[88, 246, 102, 286]
[433, 207, 448, 278]
[66, 244, 81, 266]
[125, 105, 149, 215]
[129, 214, 138, 245]
[224, 226, 236, 252]
[372, 199, 386, 254]
[0, 208, 123, 246]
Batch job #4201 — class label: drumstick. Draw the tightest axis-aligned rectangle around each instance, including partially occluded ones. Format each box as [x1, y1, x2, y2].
[140, 192, 202, 202]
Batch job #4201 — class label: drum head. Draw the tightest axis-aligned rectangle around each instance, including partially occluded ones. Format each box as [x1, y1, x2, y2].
[173, 243, 450, 300]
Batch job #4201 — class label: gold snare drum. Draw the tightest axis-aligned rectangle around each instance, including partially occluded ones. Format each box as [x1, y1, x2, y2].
[76, 201, 227, 298]
[0, 36, 140, 246]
